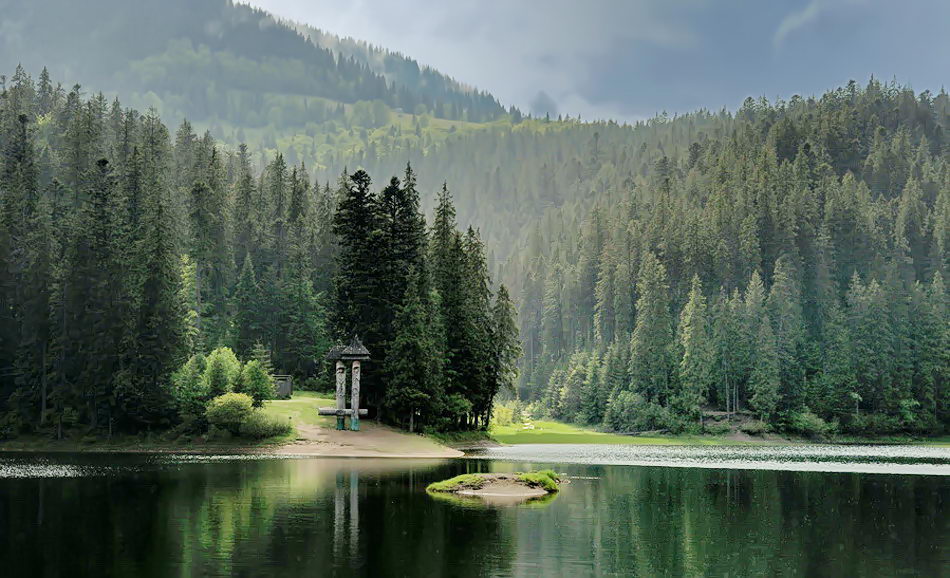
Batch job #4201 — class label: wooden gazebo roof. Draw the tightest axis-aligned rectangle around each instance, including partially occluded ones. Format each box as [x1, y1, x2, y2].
[325, 336, 371, 361]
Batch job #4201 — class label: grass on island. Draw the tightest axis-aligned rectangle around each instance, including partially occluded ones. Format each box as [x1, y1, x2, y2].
[489, 420, 724, 445]
[516, 469, 560, 492]
[426, 473, 489, 493]
[426, 470, 560, 493]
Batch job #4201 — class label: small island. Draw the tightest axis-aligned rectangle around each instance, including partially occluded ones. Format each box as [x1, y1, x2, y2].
[427, 470, 561, 501]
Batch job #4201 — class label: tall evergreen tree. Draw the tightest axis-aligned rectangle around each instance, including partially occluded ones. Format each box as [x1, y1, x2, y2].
[628, 251, 674, 404]
[674, 275, 712, 425]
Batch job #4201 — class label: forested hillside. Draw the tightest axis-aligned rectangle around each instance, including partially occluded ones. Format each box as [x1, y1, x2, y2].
[0, 67, 517, 436]
[0, 0, 947, 439]
[504, 82, 949, 436]
[0, 0, 506, 129]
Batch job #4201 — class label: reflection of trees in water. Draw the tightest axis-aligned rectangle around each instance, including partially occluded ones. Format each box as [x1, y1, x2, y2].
[512, 466, 946, 576]
[1, 458, 945, 576]
[0, 457, 516, 576]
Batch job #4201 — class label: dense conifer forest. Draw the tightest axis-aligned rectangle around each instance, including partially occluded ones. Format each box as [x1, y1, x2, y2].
[0, 0, 948, 439]
[501, 83, 949, 436]
[0, 67, 519, 436]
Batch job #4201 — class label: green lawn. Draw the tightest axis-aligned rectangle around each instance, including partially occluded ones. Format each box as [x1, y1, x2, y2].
[260, 391, 337, 429]
[489, 420, 724, 445]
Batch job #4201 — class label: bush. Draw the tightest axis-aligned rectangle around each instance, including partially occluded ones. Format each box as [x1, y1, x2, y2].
[786, 410, 837, 439]
[704, 422, 732, 435]
[604, 391, 674, 432]
[202, 348, 241, 398]
[844, 412, 902, 435]
[740, 420, 769, 435]
[239, 411, 294, 439]
[491, 404, 515, 427]
[206, 425, 233, 442]
[237, 360, 275, 407]
[205, 393, 254, 435]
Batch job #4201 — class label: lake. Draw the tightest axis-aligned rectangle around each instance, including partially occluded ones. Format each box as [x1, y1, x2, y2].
[0, 447, 947, 576]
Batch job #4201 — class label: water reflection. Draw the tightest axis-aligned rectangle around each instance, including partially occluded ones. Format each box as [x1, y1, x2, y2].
[0, 453, 945, 576]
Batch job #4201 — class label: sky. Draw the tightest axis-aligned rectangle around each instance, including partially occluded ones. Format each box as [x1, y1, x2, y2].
[245, 0, 950, 122]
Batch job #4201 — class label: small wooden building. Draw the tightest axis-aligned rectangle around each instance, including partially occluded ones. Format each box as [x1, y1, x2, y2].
[274, 375, 293, 399]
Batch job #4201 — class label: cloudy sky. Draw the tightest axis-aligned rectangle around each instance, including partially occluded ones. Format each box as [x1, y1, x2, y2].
[246, 0, 949, 122]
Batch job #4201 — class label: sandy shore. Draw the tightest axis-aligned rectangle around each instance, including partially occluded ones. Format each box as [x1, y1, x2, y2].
[269, 422, 463, 458]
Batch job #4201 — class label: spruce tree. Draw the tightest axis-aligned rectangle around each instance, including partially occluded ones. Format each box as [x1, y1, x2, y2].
[628, 251, 674, 404]
[232, 254, 262, 359]
[674, 275, 712, 425]
[748, 318, 781, 420]
[489, 285, 521, 405]
[383, 269, 440, 432]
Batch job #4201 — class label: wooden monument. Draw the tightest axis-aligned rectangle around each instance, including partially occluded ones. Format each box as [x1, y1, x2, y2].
[319, 337, 371, 431]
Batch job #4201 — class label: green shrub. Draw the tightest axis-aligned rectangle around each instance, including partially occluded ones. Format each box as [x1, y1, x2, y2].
[740, 420, 769, 435]
[205, 393, 254, 435]
[704, 422, 732, 435]
[202, 348, 241, 398]
[844, 412, 902, 435]
[491, 404, 515, 427]
[237, 360, 275, 407]
[206, 425, 233, 442]
[239, 411, 293, 439]
[604, 391, 674, 432]
[786, 410, 837, 439]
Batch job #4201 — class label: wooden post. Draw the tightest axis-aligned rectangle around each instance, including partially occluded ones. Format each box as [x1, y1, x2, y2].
[350, 360, 361, 431]
[335, 361, 346, 430]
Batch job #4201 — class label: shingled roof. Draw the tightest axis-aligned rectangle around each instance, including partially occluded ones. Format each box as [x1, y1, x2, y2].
[325, 344, 346, 361]
[325, 336, 371, 361]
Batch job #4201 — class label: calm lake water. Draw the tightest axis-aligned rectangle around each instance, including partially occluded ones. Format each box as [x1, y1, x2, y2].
[0, 447, 947, 577]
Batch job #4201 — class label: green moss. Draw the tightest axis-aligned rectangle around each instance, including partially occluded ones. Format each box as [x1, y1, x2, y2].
[426, 473, 489, 493]
[516, 470, 560, 492]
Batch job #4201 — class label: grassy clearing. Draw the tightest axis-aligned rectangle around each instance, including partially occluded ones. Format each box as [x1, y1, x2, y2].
[490, 420, 722, 445]
[260, 391, 337, 431]
[426, 473, 488, 492]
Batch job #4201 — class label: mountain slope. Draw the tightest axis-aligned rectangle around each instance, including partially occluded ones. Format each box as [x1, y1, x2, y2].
[0, 0, 506, 128]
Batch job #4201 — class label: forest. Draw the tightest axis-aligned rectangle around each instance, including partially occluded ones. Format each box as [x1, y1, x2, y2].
[0, 59, 948, 439]
[0, 66, 518, 437]
[504, 82, 949, 436]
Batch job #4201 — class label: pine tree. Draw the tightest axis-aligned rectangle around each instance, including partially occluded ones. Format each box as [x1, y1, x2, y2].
[279, 236, 329, 379]
[488, 285, 521, 420]
[332, 169, 380, 341]
[748, 318, 781, 420]
[232, 143, 257, 269]
[768, 255, 805, 409]
[232, 254, 262, 359]
[459, 228, 494, 428]
[674, 275, 712, 424]
[628, 251, 674, 404]
[117, 190, 184, 428]
[383, 269, 440, 432]
[114, 111, 184, 429]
